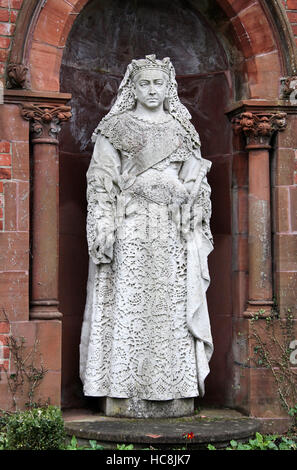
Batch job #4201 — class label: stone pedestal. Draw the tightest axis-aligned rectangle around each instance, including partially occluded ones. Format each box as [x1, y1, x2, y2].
[64, 411, 260, 450]
[103, 397, 194, 418]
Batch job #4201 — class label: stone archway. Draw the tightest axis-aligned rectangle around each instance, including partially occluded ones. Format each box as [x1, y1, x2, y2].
[3, 0, 297, 425]
[9, 0, 296, 95]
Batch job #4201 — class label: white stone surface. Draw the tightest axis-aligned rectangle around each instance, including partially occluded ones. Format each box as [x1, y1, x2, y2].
[104, 397, 194, 419]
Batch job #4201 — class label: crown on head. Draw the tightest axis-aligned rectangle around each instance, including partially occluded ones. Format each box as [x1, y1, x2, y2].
[130, 54, 171, 80]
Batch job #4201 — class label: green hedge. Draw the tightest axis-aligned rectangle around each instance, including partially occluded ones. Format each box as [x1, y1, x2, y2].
[1, 406, 66, 450]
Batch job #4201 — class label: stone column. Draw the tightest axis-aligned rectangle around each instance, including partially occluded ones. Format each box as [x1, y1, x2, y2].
[232, 112, 287, 318]
[21, 104, 72, 320]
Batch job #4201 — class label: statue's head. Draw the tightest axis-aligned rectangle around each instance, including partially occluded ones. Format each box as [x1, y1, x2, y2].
[130, 55, 170, 111]
[92, 54, 200, 148]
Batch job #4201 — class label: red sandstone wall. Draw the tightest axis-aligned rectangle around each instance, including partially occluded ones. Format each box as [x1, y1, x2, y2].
[277, 0, 297, 319]
[284, 0, 297, 46]
[0, 98, 62, 408]
[0, 0, 22, 79]
[0, 0, 23, 235]
[0, 1, 297, 88]
[0, 2, 26, 407]
[274, 121, 297, 315]
[0, 104, 30, 388]
[283, 0, 297, 211]
[0, 1, 61, 410]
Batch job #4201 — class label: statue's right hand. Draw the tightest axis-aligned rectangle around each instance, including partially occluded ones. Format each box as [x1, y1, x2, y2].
[93, 231, 107, 253]
[93, 229, 115, 254]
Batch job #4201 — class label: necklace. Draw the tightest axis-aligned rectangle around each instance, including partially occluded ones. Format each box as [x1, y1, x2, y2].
[128, 111, 173, 125]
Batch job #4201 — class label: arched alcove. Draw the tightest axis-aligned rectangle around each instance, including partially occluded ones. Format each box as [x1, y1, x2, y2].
[59, 0, 234, 409]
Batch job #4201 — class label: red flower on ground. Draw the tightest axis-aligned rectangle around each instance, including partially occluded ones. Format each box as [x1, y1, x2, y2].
[183, 432, 195, 440]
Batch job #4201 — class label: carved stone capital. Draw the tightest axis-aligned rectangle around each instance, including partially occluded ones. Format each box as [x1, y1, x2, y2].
[6, 63, 29, 89]
[21, 103, 72, 143]
[232, 111, 287, 149]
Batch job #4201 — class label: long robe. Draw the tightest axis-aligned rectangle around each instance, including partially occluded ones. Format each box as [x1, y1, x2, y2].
[79, 111, 213, 400]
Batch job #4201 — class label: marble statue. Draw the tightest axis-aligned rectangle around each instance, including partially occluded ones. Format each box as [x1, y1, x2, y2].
[79, 55, 213, 418]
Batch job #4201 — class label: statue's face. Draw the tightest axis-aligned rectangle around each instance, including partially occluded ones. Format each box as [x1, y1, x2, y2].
[133, 69, 168, 110]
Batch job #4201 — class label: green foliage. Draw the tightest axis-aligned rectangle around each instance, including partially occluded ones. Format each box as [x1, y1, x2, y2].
[289, 404, 297, 418]
[88, 440, 105, 450]
[207, 433, 297, 451]
[66, 435, 81, 450]
[0, 433, 8, 450]
[65, 435, 104, 450]
[3, 405, 66, 450]
[207, 444, 216, 450]
[66, 437, 135, 451]
[0, 413, 9, 432]
[0, 411, 9, 450]
[117, 443, 135, 450]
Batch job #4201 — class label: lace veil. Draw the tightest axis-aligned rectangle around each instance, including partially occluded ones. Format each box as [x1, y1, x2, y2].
[91, 54, 201, 149]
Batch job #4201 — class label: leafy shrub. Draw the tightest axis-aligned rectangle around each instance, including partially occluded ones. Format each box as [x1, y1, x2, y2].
[226, 433, 296, 451]
[207, 432, 297, 451]
[0, 432, 7, 450]
[4, 406, 66, 450]
[0, 412, 9, 450]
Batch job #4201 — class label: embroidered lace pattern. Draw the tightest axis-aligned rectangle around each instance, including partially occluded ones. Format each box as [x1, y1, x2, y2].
[81, 206, 199, 399]
[197, 182, 212, 244]
[98, 112, 190, 162]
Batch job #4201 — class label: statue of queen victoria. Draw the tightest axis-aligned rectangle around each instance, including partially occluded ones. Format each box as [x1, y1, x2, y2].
[79, 55, 214, 418]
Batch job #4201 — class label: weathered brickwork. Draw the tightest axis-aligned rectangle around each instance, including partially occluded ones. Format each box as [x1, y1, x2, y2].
[0, 104, 29, 382]
[0, 0, 23, 81]
[0, 140, 11, 230]
[283, 0, 297, 47]
[1, 1, 297, 85]
[274, 116, 297, 321]
[0, 319, 62, 410]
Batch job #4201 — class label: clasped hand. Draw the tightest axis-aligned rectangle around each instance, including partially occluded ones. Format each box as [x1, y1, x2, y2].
[94, 227, 115, 254]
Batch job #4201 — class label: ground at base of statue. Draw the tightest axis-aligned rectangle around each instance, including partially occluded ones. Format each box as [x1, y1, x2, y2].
[63, 407, 260, 449]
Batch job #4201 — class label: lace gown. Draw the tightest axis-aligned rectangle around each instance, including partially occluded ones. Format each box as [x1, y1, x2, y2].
[79, 111, 213, 400]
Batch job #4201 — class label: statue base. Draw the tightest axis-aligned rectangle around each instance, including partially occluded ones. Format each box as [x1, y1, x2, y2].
[102, 397, 194, 418]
